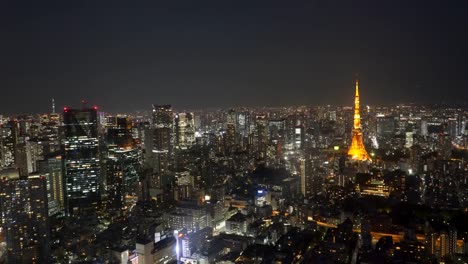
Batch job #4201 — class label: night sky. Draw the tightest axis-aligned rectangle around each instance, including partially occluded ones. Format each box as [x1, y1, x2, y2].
[1, 1, 467, 113]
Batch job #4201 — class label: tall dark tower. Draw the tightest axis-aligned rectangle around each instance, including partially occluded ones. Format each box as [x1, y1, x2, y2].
[105, 117, 139, 213]
[151, 104, 173, 175]
[63, 107, 100, 214]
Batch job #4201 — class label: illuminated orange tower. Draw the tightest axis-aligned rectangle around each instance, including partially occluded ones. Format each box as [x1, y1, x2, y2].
[348, 78, 372, 161]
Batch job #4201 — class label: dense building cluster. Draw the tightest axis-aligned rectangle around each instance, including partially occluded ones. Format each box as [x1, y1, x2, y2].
[0, 88, 468, 263]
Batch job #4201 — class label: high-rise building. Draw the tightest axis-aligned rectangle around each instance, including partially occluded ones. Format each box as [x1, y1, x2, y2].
[174, 112, 195, 150]
[63, 107, 100, 214]
[237, 112, 250, 140]
[16, 141, 32, 177]
[294, 125, 304, 149]
[153, 127, 171, 175]
[376, 114, 396, 139]
[299, 157, 307, 197]
[440, 231, 449, 258]
[447, 227, 457, 257]
[253, 115, 268, 158]
[152, 104, 173, 128]
[107, 116, 135, 150]
[106, 149, 140, 212]
[16, 140, 43, 177]
[426, 231, 438, 256]
[299, 152, 322, 198]
[151, 105, 173, 175]
[0, 120, 19, 169]
[348, 79, 372, 161]
[37, 155, 65, 214]
[167, 202, 209, 232]
[224, 109, 237, 152]
[225, 123, 236, 154]
[268, 119, 285, 142]
[105, 117, 140, 212]
[0, 175, 50, 263]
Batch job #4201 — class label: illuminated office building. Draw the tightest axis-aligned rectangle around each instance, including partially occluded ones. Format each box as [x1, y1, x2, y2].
[174, 112, 195, 150]
[106, 149, 140, 211]
[39, 155, 65, 214]
[294, 125, 304, 149]
[167, 203, 209, 232]
[299, 153, 322, 198]
[253, 115, 268, 158]
[152, 104, 173, 128]
[39, 110, 61, 154]
[153, 127, 171, 175]
[151, 105, 173, 175]
[0, 120, 19, 169]
[106, 116, 135, 150]
[376, 114, 395, 139]
[268, 119, 285, 142]
[225, 110, 237, 152]
[16, 141, 32, 177]
[360, 179, 390, 198]
[0, 175, 50, 263]
[63, 107, 100, 214]
[237, 112, 250, 140]
[439, 228, 457, 258]
[105, 117, 140, 211]
[225, 123, 236, 152]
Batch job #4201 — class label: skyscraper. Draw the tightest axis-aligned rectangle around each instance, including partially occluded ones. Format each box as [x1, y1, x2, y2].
[106, 116, 135, 150]
[0, 120, 19, 169]
[151, 105, 173, 175]
[37, 154, 65, 215]
[0, 175, 50, 263]
[174, 112, 195, 150]
[152, 104, 173, 128]
[253, 115, 268, 159]
[105, 116, 140, 212]
[225, 109, 237, 153]
[63, 107, 100, 214]
[348, 79, 372, 161]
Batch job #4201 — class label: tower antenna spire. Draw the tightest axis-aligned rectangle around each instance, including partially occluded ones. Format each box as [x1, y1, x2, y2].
[52, 98, 55, 114]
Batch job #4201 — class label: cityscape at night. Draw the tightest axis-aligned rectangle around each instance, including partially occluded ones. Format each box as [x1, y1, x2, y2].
[1, 1, 468, 264]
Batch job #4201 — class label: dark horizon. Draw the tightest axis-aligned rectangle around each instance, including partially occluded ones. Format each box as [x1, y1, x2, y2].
[1, 0, 468, 114]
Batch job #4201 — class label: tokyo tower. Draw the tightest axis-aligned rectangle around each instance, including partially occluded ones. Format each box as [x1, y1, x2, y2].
[348, 78, 372, 161]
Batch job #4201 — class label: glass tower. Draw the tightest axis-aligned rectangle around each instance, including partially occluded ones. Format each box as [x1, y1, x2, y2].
[63, 107, 100, 214]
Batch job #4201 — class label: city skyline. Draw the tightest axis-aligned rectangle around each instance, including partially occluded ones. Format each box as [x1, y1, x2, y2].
[3, 83, 468, 116]
[1, 3, 468, 263]
[1, 1, 468, 114]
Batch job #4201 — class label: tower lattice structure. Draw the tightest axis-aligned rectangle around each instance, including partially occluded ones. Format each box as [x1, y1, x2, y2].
[348, 79, 372, 161]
